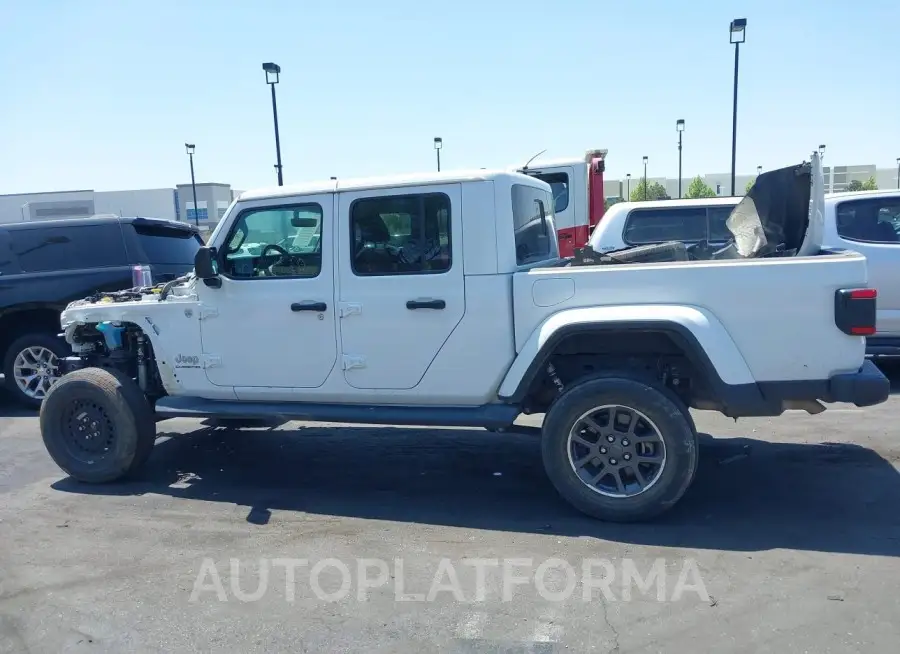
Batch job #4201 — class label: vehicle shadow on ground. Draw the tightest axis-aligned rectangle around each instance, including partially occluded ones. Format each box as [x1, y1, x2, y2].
[52, 420, 900, 558]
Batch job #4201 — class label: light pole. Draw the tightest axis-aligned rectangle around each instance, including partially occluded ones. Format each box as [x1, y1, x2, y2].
[729, 18, 746, 196]
[896, 157, 899, 189]
[185, 143, 199, 227]
[757, 165, 762, 177]
[676, 119, 685, 198]
[642, 156, 648, 200]
[626, 173, 631, 200]
[262, 62, 284, 186]
[818, 144, 826, 160]
[434, 137, 442, 171]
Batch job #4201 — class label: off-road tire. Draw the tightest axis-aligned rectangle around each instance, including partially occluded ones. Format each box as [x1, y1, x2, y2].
[40, 367, 157, 483]
[3, 332, 71, 408]
[542, 375, 698, 522]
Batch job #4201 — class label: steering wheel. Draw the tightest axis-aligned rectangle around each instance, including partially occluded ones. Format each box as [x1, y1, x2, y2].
[261, 243, 290, 259]
[260, 243, 304, 276]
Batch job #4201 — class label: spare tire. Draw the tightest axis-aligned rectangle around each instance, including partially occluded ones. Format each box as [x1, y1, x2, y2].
[606, 241, 689, 264]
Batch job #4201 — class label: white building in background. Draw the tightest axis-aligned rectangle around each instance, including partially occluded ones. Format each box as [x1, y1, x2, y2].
[604, 163, 899, 201]
[2, 161, 897, 226]
[0, 183, 243, 230]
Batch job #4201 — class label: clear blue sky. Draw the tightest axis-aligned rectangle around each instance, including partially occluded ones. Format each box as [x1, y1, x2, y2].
[2, 0, 898, 194]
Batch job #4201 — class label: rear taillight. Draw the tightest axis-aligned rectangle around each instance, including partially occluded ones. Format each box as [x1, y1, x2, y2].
[132, 265, 153, 288]
[835, 288, 877, 336]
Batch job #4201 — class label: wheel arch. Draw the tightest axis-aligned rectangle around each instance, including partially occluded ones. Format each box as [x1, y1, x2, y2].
[498, 305, 759, 410]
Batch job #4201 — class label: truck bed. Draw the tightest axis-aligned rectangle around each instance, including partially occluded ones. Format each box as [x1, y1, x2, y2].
[515, 249, 868, 384]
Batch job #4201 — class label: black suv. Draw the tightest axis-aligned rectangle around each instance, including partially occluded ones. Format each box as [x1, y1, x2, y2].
[0, 216, 202, 407]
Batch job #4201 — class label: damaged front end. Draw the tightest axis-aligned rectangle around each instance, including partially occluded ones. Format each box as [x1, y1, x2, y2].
[58, 272, 199, 398]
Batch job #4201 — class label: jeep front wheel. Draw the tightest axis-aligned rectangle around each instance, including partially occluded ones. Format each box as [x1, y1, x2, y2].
[541, 376, 698, 522]
[40, 367, 157, 483]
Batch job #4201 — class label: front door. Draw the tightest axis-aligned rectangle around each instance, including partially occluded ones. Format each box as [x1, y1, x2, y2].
[831, 194, 900, 336]
[200, 195, 337, 388]
[337, 184, 465, 390]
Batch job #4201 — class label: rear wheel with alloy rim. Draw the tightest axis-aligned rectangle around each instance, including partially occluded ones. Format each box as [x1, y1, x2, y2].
[542, 375, 698, 522]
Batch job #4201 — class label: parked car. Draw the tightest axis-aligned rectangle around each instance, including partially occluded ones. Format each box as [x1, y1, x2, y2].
[39, 152, 889, 522]
[586, 189, 900, 356]
[0, 216, 202, 406]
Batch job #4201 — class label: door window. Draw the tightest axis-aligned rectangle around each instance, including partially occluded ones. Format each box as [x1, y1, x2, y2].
[349, 193, 451, 275]
[10, 224, 127, 272]
[221, 204, 324, 278]
[836, 198, 900, 244]
[623, 207, 709, 245]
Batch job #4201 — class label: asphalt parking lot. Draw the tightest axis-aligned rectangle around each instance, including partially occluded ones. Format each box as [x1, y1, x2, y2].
[1, 367, 900, 653]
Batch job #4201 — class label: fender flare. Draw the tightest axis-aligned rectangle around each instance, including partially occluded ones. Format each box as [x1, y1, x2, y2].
[498, 305, 757, 405]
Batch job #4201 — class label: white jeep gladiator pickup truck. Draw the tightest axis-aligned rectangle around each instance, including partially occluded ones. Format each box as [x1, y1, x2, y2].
[40, 151, 890, 522]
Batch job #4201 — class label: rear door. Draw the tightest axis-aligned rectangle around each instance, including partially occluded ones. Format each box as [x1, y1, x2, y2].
[336, 184, 464, 390]
[122, 219, 203, 282]
[829, 195, 900, 336]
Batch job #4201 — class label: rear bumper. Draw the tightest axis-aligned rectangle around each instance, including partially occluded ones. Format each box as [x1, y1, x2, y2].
[735, 360, 891, 416]
[827, 360, 891, 407]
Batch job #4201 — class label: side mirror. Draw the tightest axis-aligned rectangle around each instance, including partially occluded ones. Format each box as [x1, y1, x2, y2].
[194, 246, 219, 280]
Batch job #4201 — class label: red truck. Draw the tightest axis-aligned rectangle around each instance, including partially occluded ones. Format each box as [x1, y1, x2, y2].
[518, 148, 608, 257]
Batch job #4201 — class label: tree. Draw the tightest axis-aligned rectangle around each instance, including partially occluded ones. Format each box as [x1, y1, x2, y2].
[684, 176, 716, 199]
[848, 177, 878, 192]
[629, 180, 668, 202]
[745, 178, 755, 194]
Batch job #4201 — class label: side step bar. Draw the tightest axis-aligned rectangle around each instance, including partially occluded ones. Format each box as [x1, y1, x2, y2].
[154, 396, 521, 430]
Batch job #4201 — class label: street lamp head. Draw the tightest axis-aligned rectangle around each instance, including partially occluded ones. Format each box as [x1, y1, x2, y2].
[185, 143, 195, 155]
[434, 137, 442, 150]
[757, 165, 762, 175]
[262, 62, 281, 85]
[642, 156, 648, 165]
[676, 119, 685, 132]
[729, 18, 747, 44]
[818, 144, 826, 155]
[626, 173, 631, 179]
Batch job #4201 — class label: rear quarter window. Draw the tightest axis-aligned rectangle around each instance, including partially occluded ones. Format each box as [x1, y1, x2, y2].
[9, 224, 127, 272]
[623, 206, 708, 245]
[128, 223, 203, 264]
[511, 184, 558, 265]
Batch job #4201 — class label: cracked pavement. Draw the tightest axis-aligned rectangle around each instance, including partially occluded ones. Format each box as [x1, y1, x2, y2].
[1, 367, 900, 652]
